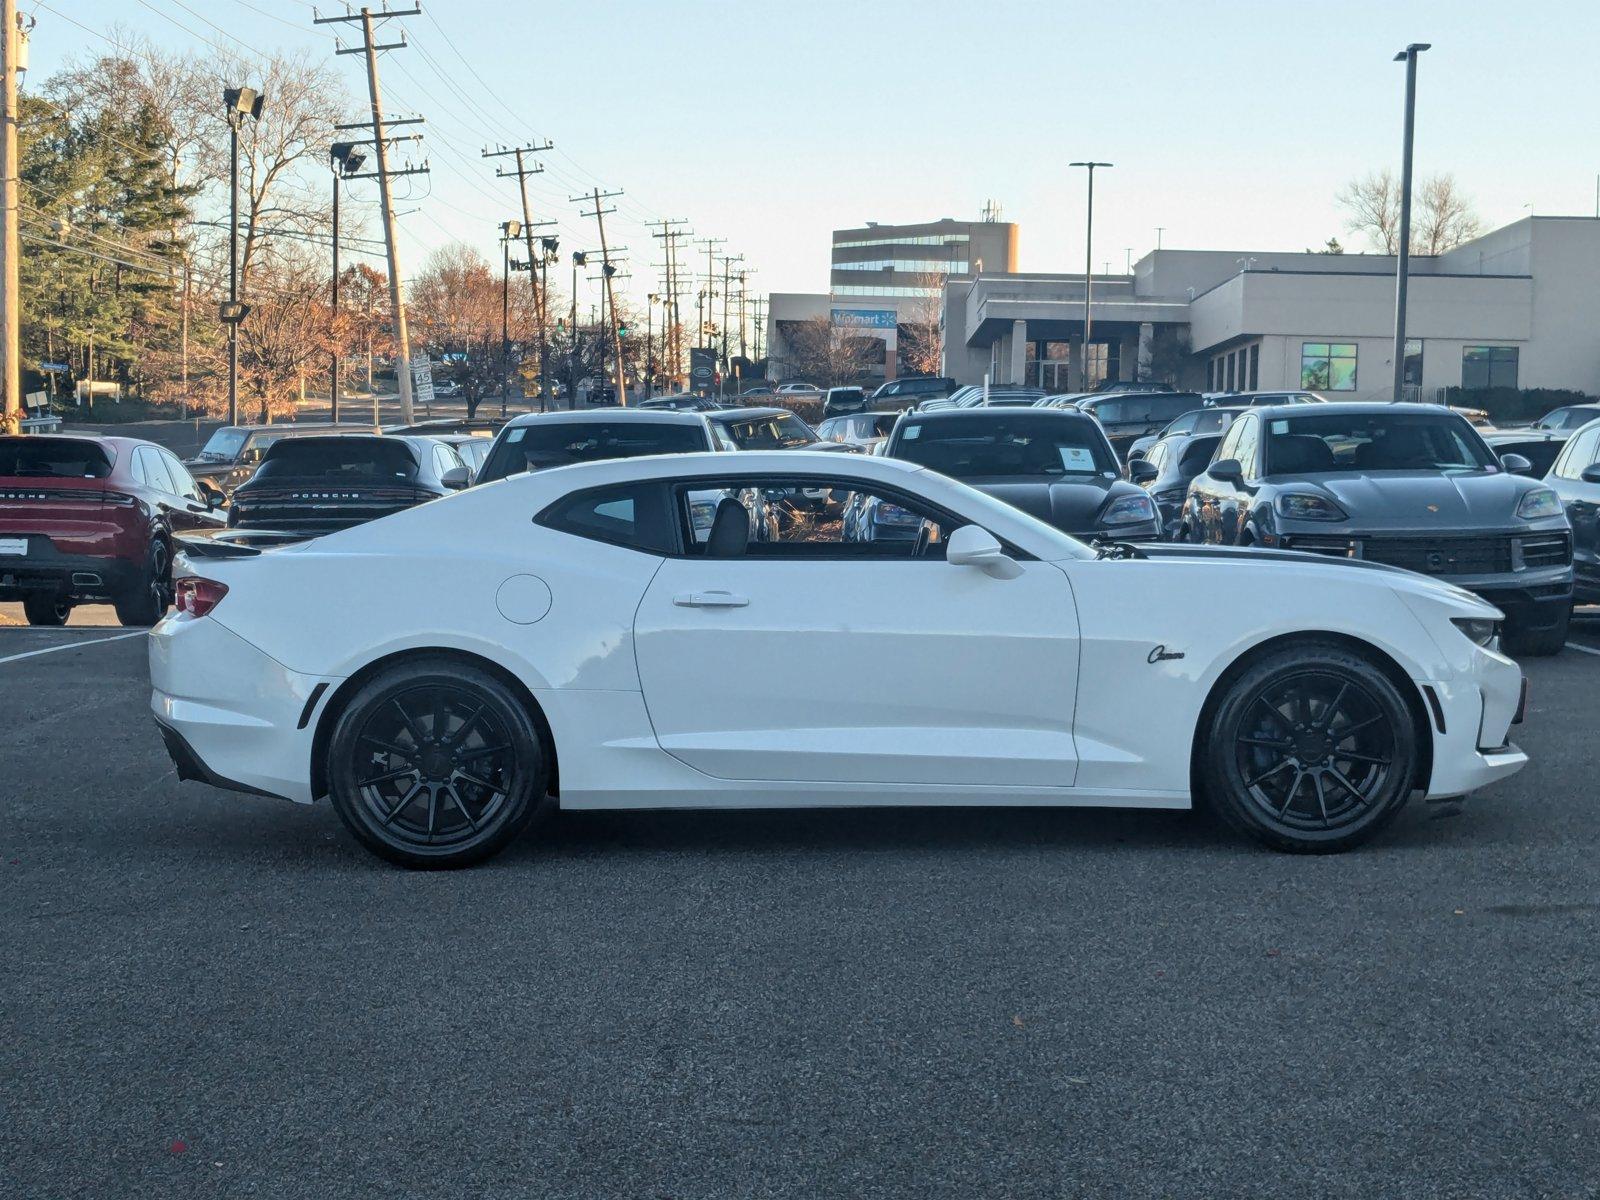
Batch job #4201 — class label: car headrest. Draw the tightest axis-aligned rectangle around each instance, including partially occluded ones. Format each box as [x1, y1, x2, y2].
[705, 497, 750, 557]
[1272, 435, 1336, 474]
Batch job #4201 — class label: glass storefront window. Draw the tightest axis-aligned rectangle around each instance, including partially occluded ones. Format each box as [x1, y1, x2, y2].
[1461, 345, 1518, 390]
[1301, 342, 1357, 391]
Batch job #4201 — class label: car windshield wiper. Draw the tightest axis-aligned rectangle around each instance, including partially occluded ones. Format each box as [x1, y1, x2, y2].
[1091, 538, 1147, 560]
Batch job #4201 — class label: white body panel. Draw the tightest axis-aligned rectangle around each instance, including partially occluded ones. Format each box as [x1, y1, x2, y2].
[149, 451, 1527, 814]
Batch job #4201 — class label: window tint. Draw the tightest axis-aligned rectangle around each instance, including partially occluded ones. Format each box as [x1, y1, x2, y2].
[432, 444, 461, 479]
[1267, 413, 1493, 473]
[1214, 419, 1245, 464]
[540, 482, 674, 554]
[892, 415, 1116, 478]
[1089, 399, 1126, 424]
[1232, 417, 1261, 478]
[1148, 395, 1203, 422]
[479, 420, 709, 483]
[1554, 427, 1600, 480]
[1142, 442, 1168, 472]
[715, 413, 816, 449]
[0, 438, 114, 478]
[675, 477, 949, 560]
[254, 438, 419, 481]
[1165, 411, 1199, 436]
[137, 447, 177, 494]
[1193, 409, 1233, 434]
[1179, 435, 1223, 475]
[160, 450, 203, 500]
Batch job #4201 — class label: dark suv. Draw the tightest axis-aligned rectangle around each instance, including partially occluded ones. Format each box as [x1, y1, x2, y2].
[868, 376, 957, 410]
[185, 422, 373, 496]
[1075, 392, 1206, 458]
[0, 434, 225, 625]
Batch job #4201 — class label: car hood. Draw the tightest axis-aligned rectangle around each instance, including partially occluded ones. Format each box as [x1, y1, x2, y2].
[1272, 469, 1544, 529]
[963, 475, 1130, 532]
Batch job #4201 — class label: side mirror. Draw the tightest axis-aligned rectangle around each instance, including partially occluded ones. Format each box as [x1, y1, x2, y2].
[441, 465, 471, 490]
[1210, 457, 1244, 484]
[1128, 458, 1159, 484]
[1581, 464, 1600, 484]
[196, 478, 227, 509]
[946, 524, 1023, 580]
[1500, 452, 1534, 476]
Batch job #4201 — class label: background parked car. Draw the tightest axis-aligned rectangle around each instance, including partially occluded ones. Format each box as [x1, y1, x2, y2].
[1483, 430, 1570, 479]
[816, 411, 900, 453]
[776, 382, 822, 397]
[1076, 391, 1206, 458]
[0, 434, 224, 626]
[1544, 416, 1600, 605]
[1527, 404, 1600, 433]
[1202, 390, 1326, 408]
[184, 422, 373, 496]
[1128, 432, 1225, 538]
[822, 386, 871, 418]
[477, 410, 720, 485]
[431, 433, 493, 481]
[639, 394, 722, 411]
[953, 387, 1047, 408]
[868, 376, 957, 409]
[1126, 405, 1244, 462]
[226, 435, 469, 537]
[1182, 403, 1574, 655]
[864, 407, 1160, 542]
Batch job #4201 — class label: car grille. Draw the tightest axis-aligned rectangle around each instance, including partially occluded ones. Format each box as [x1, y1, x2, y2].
[1286, 533, 1571, 575]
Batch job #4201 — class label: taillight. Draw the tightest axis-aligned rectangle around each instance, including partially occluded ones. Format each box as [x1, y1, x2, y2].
[101, 491, 138, 506]
[173, 576, 229, 618]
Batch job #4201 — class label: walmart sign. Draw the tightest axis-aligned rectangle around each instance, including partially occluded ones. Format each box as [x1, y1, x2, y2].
[831, 308, 897, 330]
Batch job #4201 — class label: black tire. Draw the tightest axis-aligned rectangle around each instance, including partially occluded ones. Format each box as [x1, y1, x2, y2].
[1200, 641, 1419, 853]
[23, 594, 70, 626]
[113, 539, 169, 627]
[327, 658, 551, 869]
[1501, 604, 1570, 659]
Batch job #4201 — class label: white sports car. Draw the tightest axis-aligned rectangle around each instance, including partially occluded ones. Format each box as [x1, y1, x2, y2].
[149, 451, 1528, 869]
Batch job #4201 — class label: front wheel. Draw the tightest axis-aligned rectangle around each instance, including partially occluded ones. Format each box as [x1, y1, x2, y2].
[1201, 643, 1418, 853]
[327, 658, 551, 869]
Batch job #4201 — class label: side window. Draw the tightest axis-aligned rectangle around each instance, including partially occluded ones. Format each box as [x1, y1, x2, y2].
[432, 444, 459, 478]
[160, 450, 202, 501]
[1091, 400, 1125, 424]
[1556, 428, 1599, 480]
[1232, 417, 1261, 478]
[127, 450, 148, 486]
[674, 477, 949, 560]
[538, 482, 674, 554]
[1143, 442, 1168, 472]
[1214, 419, 1245, 465]
[137, 447, 176, 494]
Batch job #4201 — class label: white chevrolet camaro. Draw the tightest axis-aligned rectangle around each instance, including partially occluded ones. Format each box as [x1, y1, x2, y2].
[150, 450, 1528, 869]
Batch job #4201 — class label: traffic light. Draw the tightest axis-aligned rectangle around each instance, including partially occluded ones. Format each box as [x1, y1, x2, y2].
[618, 325, 629, 337]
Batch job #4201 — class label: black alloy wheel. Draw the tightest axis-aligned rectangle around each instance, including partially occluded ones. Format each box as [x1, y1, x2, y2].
[1203, 643, 1417, 852]
[23, 594, 71, 626]
[114, 539, 169, 627]
[327, 659, 549, 869]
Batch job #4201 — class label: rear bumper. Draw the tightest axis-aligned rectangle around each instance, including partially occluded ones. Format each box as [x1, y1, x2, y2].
[0, 542, 139, 600]
[149, 613, 335, 804]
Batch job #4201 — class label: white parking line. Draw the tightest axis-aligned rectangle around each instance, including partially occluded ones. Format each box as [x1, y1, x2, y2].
[1564, 642, 1600, 658]
[0, 631, 145, 665]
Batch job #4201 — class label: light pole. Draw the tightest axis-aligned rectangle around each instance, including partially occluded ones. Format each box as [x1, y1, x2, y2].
[499, 219, 520, 418]
[1392, 43, 1430, 403]
[646, 292, 658, 396]
[222, 86, 263, 426]
[328, 142, 367, 424]
[1070, 161, 1111, 391]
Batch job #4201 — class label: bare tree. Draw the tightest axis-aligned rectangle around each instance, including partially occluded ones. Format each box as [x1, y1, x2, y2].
[899, 269, 945, 377]
[784, 316, 880, 387]
[1338, 169, 1481, 255]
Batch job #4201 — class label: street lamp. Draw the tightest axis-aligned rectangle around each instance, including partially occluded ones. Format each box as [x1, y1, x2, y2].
[222, 86, 264, 426]
[499, 219, 521, 418]
[1070, 161, 1112, 391]
[328, 141, 367, 424]
[1392, 42, 1431, 403]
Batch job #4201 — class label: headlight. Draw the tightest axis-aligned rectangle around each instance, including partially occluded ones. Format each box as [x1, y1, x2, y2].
[1100, 493, 1157, 526]
[1515, 488, 1562, 520]
[1276, 492, 1348, 521]
[1451, 616, 1499, 647]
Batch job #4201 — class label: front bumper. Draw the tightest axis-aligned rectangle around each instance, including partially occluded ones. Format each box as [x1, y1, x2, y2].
[149, 612, 336, 804]
[1413, 628, 1529, 798]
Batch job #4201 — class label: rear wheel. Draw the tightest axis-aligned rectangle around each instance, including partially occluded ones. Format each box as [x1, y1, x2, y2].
[23, 594, 70, 626]
[1501, 604, 1569, 658]
[1202, 643, 1418, 853]
[327, 659, 550, 869]
[113, 540, 169, 627]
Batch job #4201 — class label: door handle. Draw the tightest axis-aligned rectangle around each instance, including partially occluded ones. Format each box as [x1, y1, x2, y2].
[673, 590, 749, 608]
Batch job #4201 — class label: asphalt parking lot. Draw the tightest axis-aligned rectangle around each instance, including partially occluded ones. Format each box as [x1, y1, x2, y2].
[3, 609, 1599, 1199]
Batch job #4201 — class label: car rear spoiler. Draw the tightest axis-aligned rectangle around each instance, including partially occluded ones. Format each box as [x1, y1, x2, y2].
[173, 528, 311, 559]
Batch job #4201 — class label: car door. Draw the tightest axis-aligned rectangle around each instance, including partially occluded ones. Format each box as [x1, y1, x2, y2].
[159, 450, 226, 530]
[632, 473, 1082, 788]
[1550, 426, 1600, 586]
[1189, 417, 1247, 542]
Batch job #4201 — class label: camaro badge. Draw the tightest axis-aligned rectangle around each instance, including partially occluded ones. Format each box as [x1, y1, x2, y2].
[1148, 645, 1186, 664]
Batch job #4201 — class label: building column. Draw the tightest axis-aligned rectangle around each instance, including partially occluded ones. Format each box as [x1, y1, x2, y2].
[1008, 320, 1026, 386]
[1069, 331, 1083, 392]
[1137, 323, 1154, 382]
[882, 329, 897, 382]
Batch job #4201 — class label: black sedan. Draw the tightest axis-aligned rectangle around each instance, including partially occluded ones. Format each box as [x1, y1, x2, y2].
[1128, 432, 1224, 539]
[1182, 403, 1574, 655]
[227, 435, 469, 536]
[1483, 430, 1569, 478]
[854, 408, 1160, 542]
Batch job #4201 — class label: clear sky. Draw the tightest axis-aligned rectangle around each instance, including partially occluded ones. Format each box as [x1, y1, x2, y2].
[27, 0, 1600, 311]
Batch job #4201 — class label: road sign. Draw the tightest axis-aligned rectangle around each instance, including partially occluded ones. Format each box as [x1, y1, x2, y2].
[39, 361, 68, 373]
[411, 354, 436, 407]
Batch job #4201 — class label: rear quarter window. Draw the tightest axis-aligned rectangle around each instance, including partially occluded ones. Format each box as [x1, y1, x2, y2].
[538, 482, 675, 554]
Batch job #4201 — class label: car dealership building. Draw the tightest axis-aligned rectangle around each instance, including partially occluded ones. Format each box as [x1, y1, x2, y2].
[940, 216, 1600, 400]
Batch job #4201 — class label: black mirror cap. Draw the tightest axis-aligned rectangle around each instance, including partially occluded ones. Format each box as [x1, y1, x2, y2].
[1209, 457, 1244, 483]
[1581, 464, 1600, 485]
[1128, 459, 1159, 484]
[1500, 452, 1534, 476]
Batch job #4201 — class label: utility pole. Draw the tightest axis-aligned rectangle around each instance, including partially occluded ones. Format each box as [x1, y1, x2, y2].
[499, 219, 519, 418]
[650, 218, 690, 388]
[718, 253, 741, 371]
[573, 188, 628, 405]
[318, 5, 427, 424]
[695, 237, 725, 362]
[1391, 42, 1430, 403]
[484, 142, 554, 409]
[0, 0, 22, 435]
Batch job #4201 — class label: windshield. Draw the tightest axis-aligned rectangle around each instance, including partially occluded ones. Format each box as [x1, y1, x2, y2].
[717, 413, 815, 449]
[252, 438, 419, 481]
[478, 420, 707, 483]
[195, 427, 247, 463]
[1265, 413, 1495, 474]
[0, 438, 113, 478]
[892, 416, 1117, 479]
